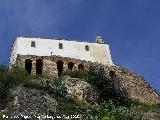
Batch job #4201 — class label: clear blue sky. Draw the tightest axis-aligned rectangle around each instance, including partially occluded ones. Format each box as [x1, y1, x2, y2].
[0, 0, 160, 91]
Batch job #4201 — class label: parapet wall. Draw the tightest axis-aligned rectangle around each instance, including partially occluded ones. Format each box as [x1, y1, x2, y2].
[16, 55, 160, 104]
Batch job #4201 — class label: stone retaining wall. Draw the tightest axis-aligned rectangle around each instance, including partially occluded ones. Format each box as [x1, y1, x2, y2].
[89, 64, 160, 104]
[16, 55, 92, 76]
[16, 55, 160, 104]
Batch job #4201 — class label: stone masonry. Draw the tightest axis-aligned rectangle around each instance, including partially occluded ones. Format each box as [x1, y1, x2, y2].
[16, 55, 92, 77]
[16, 55, 160, 104]
[89, 64, 160, 104]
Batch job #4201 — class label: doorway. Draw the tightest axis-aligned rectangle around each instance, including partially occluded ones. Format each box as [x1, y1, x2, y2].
[25, 59, 32, 74]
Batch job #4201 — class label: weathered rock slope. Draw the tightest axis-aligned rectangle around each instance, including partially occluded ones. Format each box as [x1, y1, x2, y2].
[6, 86, 57, 119]
[63, 76, 99, 102]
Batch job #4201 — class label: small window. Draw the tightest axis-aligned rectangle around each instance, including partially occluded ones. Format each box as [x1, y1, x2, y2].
[31, 41, 35, 47]
[59, 43, 63, 49]
[85, 45, 89, 51]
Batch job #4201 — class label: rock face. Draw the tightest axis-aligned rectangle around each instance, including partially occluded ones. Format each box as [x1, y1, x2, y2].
[89, 64, 160, 104]
[62, 76, 99, 102]
[6, 86, 57, 119]
[22, 77, 99, 102]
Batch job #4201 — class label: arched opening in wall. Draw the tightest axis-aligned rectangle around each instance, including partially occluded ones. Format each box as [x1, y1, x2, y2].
[36, 59, 43, 75]
[25, 59, 32, 74]
[109, 70, 116, 79]
[57, 60, 63, 77]
[78, 64, 84, 70]
[68, 62, 74, 70]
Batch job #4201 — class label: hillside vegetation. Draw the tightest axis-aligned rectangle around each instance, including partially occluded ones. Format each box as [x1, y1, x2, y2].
[0, 64, 160, 120]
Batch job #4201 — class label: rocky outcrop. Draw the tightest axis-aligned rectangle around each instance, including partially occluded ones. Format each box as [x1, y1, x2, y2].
[62, 76, 99, 102]
[6, 86, 57, 119]
[22, 77, 99, 102]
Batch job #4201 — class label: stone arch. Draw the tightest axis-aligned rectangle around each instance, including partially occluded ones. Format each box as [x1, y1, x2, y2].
[57, 60, 63, 77]
[36, 59, 43, 75]
[68, 62, 74, 70]
[25, 59, 32, 74]
[78, 64, 84, 70]
[109, 70, 116, 78]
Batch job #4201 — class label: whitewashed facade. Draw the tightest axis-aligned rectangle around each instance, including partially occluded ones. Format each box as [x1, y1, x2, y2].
[9, 36, 113, 66]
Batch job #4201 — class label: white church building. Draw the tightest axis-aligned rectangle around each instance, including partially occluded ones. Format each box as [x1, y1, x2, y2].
[9, 35, 113, 76]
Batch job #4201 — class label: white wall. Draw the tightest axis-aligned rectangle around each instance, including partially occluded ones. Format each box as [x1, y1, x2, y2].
[9, 39, 18, 67]
[9, 37, 113, 65]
